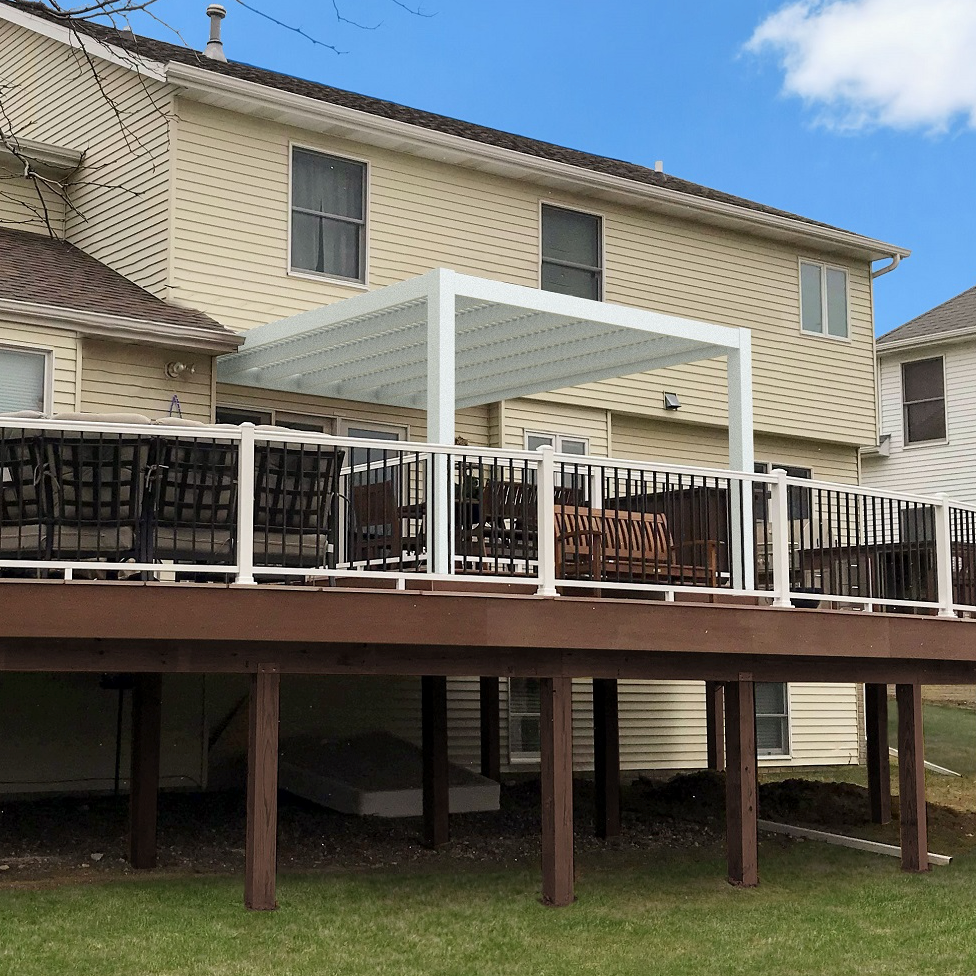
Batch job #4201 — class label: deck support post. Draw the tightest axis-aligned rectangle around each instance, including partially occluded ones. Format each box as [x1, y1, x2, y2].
[540, 676, 574, 906]
[865, 683, 891, 825]
[725, 675, 758, 887]
[479, 676, 501, 782]
[896, 682, 928, 872]
[128, 673, 162, 870]
[705, 681, 725, 771]
[245, 664, 280, 911]
[593, 677, 620, 839]
[422, 675, 450, 849]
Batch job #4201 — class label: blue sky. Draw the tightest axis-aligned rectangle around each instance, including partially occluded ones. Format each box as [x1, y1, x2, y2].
[128, 0, 976, 335]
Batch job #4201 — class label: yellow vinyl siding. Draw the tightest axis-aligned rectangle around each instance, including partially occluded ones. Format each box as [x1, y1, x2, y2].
[501, 399, 610, 455]
[0, 173, 66, 235]
[0, 322, 78, 412]
[217, 383, 490, 445]
[610, 414, 860, 484]
[0, 23, 172, 294]
[783, 683, 860, 766]
[171, 99, 875, 450]
[80, 339, 213, 421]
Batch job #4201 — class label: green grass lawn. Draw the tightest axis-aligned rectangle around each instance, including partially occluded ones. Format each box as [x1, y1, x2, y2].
[4, 846, 976, 976]
[4, 701, 976, 976]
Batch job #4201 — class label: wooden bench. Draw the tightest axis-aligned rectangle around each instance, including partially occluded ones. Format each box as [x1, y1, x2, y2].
[553, 505, 719, 587]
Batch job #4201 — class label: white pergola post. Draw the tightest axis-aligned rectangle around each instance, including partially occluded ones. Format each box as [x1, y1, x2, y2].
[727, 332, 755, 591]
[427, 270, 457, 575]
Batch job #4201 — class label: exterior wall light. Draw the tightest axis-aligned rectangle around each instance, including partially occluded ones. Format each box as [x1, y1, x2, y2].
[166, 361, 196, 379]
[663, 392, 681, 410]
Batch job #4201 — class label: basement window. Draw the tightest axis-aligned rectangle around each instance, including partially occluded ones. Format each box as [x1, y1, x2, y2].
[755, 682, 790, 757]
[508, 677, 542, 762]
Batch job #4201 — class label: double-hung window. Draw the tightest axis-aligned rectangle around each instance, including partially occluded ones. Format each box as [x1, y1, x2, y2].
[902, 356, 946, 445]
[755, 682, 790, 757]
[291, 147, 366, 282]
[799, 260, 848, 338]
[541, 204, 602, 301]
[508, 677, 542, 761]
[0, 346, 48, 413]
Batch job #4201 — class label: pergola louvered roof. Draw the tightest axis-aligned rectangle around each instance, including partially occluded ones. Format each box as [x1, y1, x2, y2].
[216, 269, 748, 417]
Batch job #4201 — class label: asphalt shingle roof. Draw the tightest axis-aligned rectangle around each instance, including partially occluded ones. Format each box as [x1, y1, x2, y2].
[878, 285, 976, 346]
[0, 225, 239, 341]
[4, 0, 859, 237]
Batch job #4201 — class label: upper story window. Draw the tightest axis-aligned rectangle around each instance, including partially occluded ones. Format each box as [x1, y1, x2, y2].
[0, 346, 48, 414]
[902, 356, 946, 445]
[799, 260, 848, 339]
[291, 147, 366, 282]
[541, 204, 602, 301]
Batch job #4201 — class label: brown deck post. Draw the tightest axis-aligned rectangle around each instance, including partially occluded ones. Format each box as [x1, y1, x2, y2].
[128, 673, 162, 870]
[245, 664, 280, 911]
[479, 676, 501, 782]
[725, 675, 758, 887]
[865, 683, 891, 824]
[422, 675, 450, 849]
[540, 676, 574, 906]
[705, 681, 725, 771]
[896, 682, 928, 872]
[593, 677, 620, 839]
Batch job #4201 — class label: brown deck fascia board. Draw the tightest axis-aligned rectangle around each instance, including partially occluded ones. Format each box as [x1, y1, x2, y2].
[1, 580, 975, 682]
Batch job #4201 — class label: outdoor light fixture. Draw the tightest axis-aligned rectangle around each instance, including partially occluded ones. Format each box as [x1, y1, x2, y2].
[663, 392, 681, 410]
[165, 361, 196, 379]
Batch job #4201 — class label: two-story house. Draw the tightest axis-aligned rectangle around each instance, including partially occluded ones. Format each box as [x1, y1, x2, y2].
[0, 2, 933, 904]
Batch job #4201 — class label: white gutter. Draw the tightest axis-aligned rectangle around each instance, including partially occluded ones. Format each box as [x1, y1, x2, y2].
[165, 62, 911, 265]
[0, 298, 243, 354]
[871, 254, 901, 279]
[0, 137, 83, 180]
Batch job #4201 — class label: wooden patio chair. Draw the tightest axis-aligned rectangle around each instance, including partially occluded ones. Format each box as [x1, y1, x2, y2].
[350, 480, 402, 564]
[554, 505, 719, 587]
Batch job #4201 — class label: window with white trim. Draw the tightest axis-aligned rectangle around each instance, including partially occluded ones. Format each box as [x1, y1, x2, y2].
[902, 356, 946, 445]
[755, 682, 790, 757]
[800, 260, 848, 338]
[508, 677, 541, 761]
[541, 204, 602, 301]
[291, 147, 366, 282]
[0, 347, 48, 413]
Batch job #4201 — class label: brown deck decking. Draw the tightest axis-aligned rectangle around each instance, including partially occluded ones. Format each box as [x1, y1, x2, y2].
[1, 578, 973, 907]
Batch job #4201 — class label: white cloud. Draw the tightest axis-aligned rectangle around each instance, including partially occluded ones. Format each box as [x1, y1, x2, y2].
[745, 0, 976, 131]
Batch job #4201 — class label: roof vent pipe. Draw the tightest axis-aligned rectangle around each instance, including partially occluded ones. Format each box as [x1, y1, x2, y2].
[654, 160, 664, 173]
[204, 4, 227, 61]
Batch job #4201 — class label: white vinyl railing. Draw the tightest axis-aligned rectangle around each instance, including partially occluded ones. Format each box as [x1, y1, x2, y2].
[2, 415, 976, 616]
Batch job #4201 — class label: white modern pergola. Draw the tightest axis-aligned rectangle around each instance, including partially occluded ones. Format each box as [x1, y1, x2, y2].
[217, 268, 755, 582]
[217, 268, 753, 457]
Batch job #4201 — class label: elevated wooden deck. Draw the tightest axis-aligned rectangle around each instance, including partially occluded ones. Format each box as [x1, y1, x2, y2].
[1, 578, 972, 907]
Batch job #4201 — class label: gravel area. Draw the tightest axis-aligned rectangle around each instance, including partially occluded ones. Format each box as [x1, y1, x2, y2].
[0, 778, 723, 883]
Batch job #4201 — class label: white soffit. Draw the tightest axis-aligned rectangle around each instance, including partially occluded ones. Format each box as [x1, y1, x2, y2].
[215, 269, 743, 410]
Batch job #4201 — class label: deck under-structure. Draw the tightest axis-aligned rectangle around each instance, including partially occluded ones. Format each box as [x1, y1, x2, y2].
[2, 578, 973, 908]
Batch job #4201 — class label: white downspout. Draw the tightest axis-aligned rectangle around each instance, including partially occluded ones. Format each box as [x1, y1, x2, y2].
[871, 254, 901, 279]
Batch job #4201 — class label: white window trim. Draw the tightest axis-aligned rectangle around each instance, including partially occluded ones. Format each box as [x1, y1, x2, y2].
[901, 355, 949, 449]
[287, 140, 371, 289]
[523, 430, 590, 454]
[337, 418, 409, 441]
[538, 199, 606, 301]
[507, 676, 541, 764]
[798, 257, 851, 342]
[756, 681, 793, 760]
[0, 341, 54, 414]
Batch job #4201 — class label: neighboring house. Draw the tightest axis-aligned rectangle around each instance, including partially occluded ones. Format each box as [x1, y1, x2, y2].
[0, 0, 911, 794]
[863, 285, 976, 507]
